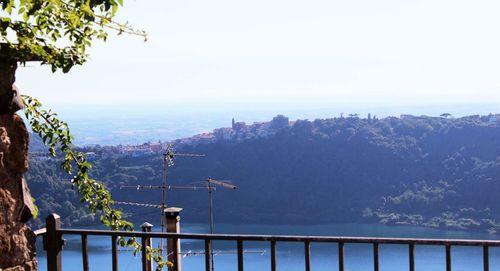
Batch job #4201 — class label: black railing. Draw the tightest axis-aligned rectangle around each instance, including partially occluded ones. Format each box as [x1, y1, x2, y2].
[36, 214, 500, 271]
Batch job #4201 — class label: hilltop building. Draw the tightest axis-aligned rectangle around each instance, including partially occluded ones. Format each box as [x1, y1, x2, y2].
[270, 115, 289, 129]
[213, 127, 233, 140]
[232, 118, 247, 131]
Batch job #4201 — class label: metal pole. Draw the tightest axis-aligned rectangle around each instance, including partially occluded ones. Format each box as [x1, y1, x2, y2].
[208, 179, 215, 271]
[162, 152, 167, 232]
[111, 235, 118, 271]
[81, 234, 89, 271]
[208, 181, 214, 235]
[160, 152, 168, 264]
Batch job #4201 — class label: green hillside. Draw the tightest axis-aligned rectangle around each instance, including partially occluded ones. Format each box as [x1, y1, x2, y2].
[27, 114, 500, 233]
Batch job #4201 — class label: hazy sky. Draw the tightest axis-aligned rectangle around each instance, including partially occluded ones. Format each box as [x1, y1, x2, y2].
[14, 0, 500, 111]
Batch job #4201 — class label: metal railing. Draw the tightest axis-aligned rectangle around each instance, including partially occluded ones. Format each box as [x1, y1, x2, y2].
[36, 214, 500, 271]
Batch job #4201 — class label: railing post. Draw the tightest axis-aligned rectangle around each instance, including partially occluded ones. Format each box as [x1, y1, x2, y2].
[141, 222, 154, 271]
[304, 241, 311, 271]
[484, 245, 489, 271]
[446, 245, 451, 271]
[165, 207, 183, 271]
[338, 242, 345, 271]
[409, 243, 415, 271]
[81, 234, 89, 271]
[112, 235, 118, 271]
[44, 214, 62, 271]
[270, 240, 277, 271]
[205, 239, 212, 271]
[237, 240, 244, 271]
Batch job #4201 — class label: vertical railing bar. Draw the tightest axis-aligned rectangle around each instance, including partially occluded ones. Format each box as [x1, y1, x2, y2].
[409, 243, 415, 271]
[304, 240, 311, 271]
[111, 235, 118, 271]
[81, 234, 89, 271]
[237, 240, 244, 271]
[338, 242, 345, 271]
[373, 242, 379, 271]
[271, 240, 277, 271]
[205, 239, 211, 271]
[483, 245, 489, 271]
[446, 245, 451, 271]
[173, 237, 179, 271]
[141, 236, 147, 271]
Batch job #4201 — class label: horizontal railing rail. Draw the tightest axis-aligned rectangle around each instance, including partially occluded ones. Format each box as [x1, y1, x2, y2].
[56, 228, 500, 246]
[37, 214, 499, 271]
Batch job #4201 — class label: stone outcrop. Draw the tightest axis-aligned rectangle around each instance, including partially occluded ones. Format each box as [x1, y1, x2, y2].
[0, 63, 37, 271]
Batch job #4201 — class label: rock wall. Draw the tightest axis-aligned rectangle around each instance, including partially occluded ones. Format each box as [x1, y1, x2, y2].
[0, 63, 37, 270]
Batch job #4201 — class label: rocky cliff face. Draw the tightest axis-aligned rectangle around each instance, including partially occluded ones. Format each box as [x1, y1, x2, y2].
[0, 64, 37, 270]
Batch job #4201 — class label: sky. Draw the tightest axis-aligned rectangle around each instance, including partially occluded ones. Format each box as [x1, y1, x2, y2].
[13, 0, 500, 114]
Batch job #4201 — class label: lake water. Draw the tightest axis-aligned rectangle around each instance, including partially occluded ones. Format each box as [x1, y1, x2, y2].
[35, 223, 500, 271]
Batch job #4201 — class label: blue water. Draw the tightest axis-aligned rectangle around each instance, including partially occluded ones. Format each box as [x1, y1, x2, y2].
[36, 223, 500, 271]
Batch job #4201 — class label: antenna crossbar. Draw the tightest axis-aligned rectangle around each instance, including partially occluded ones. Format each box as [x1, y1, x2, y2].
[172, 153, 206, 157]
[183, 250, 266, 257]
[120, 185, 162, 190]
[120, 184, 216, 190]
[114, 201, 162, 209]
[207, 178, 237, 190]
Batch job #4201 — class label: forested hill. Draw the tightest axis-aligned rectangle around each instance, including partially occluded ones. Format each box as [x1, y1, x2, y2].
[26, 114, 500, 233]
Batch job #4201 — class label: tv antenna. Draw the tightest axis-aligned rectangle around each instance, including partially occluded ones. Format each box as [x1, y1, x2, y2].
[120, 177, 236, 236]
[160, 144, 205, 233]
[118, 143, 204, 264]
[205, 177, 237, 271]
[119, 177, 265, 271]
[120, 177, 238, 271]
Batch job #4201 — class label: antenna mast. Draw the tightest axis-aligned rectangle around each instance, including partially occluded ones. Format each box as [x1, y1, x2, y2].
[206, 177, 237, 271]
[161, 149, 171, 234]
[118, 175, 242, 270]
[160, 144, 205, 233]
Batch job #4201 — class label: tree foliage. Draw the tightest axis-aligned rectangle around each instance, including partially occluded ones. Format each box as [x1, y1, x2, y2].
[0, 0, 170, 268]
[0, 0, 146, 72]
[23, 95, 171, 270]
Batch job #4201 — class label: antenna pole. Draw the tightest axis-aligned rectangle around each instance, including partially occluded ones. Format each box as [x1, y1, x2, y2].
[207, 178, 215, 271]
[160, 152, 168, 264]
[162, 152, 167, 232]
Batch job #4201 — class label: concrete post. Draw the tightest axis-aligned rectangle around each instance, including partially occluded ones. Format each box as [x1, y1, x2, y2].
[164, 207, 182, 271]
[141, 222, 153, 271]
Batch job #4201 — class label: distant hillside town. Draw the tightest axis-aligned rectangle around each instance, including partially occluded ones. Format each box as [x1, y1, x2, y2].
[29, 115, 292, 160]
[177, 114, 291, 144]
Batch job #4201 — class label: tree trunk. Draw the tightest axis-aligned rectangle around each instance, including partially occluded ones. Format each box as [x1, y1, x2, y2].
[0, 62, 37, 270]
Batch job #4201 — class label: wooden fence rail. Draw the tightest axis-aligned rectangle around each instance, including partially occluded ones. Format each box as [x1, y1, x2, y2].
[36, 214, 500, 271]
